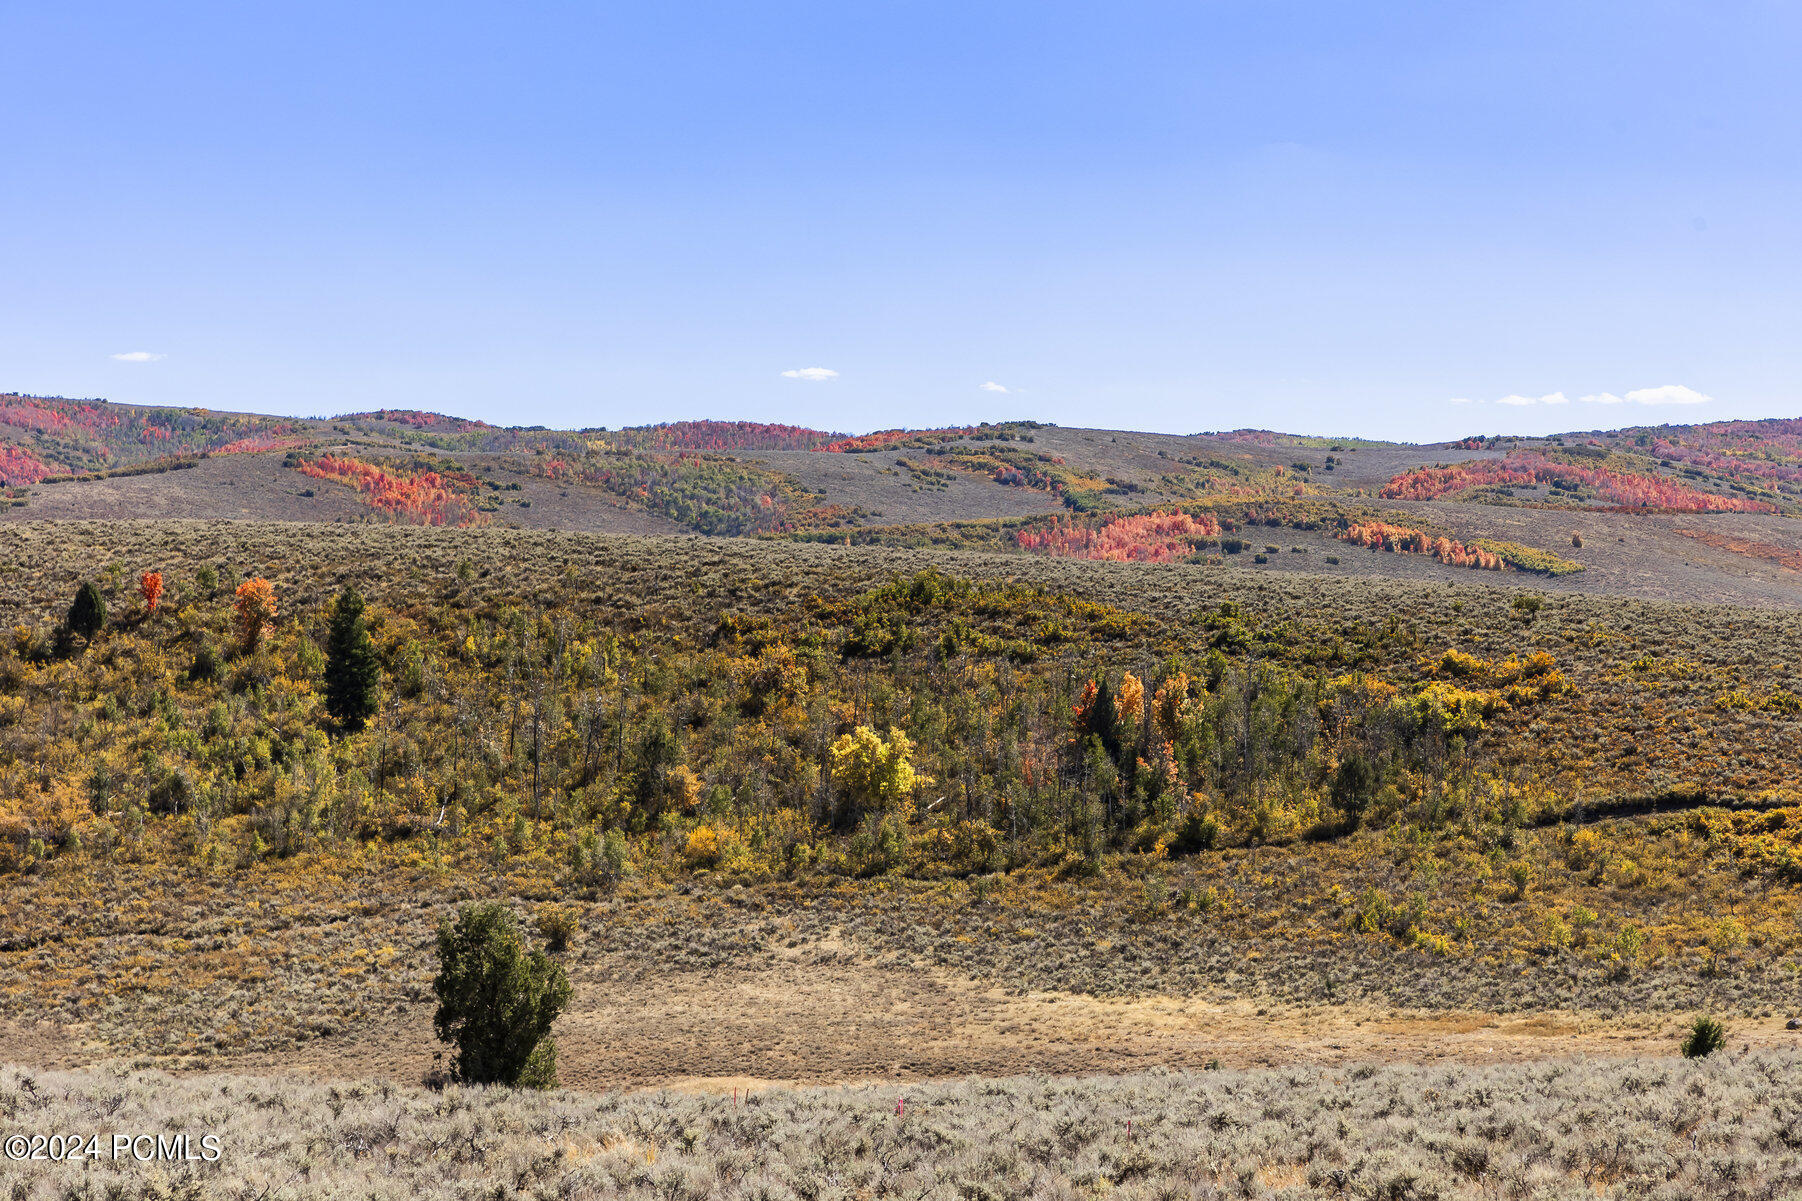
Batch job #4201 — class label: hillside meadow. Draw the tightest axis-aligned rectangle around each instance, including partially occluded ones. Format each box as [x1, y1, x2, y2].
[0, 521, 1800, 1083]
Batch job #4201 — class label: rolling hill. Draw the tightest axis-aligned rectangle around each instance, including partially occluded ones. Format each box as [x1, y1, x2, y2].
[6, 393, 1802, 609]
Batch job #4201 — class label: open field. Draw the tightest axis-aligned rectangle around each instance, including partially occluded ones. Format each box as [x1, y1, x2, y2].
[5, 1053, 1801, 1200]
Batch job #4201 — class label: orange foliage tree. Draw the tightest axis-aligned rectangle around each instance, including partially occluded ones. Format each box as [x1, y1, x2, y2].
[1015, 511, 1222, 562]
[138, 571, 163, 615]
[1340, 521, 1504, 570]
[233, 578, 277, 651]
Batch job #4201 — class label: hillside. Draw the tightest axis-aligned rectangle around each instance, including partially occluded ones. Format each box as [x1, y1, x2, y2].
[7, 395, 1802, 609]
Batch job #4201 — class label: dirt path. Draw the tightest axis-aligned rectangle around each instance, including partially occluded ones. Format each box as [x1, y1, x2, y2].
[14, 959, 1794, 1091]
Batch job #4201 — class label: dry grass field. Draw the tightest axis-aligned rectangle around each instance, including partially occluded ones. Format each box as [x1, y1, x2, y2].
[5, 1053, 1800, 1200]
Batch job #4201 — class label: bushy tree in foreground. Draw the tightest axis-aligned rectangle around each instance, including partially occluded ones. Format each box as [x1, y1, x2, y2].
[324, 584, 380, 730]
[67, 581, 106, 642]
[433, 902, 570, 1088]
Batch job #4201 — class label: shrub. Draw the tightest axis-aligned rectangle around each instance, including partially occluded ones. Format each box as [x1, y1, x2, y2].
[1471, 540, 1585, 576]
[67, 581, 106, 642]
[683, 824, 721, 868]
[432, 902, 571, 1088]
[1681, 1015, 1728, 1058]
[324, 585, 380, 731]
[138, 571, 163, 615]
[188, 639, 222, 683]
[568, 827, 630, 891]
[533, 902, 580, 954]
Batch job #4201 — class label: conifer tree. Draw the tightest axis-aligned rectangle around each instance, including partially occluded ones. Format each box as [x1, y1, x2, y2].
[324, 584, 380, 731]
[67, 581, 106, 642]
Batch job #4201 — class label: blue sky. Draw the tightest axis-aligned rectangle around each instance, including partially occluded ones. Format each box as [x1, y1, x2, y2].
[3, 2, 1798, 441]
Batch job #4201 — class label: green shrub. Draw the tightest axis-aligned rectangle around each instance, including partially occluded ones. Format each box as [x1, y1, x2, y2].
[1681, 1015, 1727, 1058]
[188, 639, 221, 683]
[67, 581, 106, 642]
[1472, 539, 1585, 576]
[432, 903, 571, 1088]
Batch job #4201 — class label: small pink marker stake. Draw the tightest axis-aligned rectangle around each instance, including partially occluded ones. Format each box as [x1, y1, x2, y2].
[896, 1097, 904, 1117]
[1127, 1119, 1132, 1140]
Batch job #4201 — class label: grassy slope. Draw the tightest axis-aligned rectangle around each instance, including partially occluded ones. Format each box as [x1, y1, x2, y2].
[4, 522, 1802, 1078]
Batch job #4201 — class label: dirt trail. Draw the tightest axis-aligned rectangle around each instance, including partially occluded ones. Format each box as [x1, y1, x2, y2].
[13, 959, 1795, 1091]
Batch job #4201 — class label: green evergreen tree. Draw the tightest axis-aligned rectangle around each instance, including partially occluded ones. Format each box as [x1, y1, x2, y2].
[324, 585, 380, 731]
[432, 902, 570, 1087]
[67, 581, 107, 642]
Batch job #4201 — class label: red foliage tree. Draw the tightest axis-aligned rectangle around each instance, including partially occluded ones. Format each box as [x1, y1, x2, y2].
[1339, 521, 1504, 570]
[0, 442, 55, 485]
[138, 571, 163, 615]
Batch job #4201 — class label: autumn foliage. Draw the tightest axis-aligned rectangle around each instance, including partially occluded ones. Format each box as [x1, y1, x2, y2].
[214, 435, 314, 456]
[1674, 528, 1802, 572]
[1380, 452, 1774, 513]
[1339, 521, 1505, 570]
[0, 443, 55, 486]
[232, 578, 277, 651]
[138, 572, 163, 615]
[337, 409, 493, 432]
[0, 393, 305, 476]
[1015, 511, 1222, 562]
[819, 428, 976, 453]
[295, 454, 487, 527]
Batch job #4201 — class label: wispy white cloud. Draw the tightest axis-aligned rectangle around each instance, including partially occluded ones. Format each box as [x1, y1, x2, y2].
[110, 351, 165, 363]
[1623, 384, 1711, 405]
[780, 367, 838, 382]
[979, 381, 1009, 393]
[1455, 384, 1713, 407]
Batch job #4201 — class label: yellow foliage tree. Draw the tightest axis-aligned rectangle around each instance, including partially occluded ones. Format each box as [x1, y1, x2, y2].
[1115, 672, 1145, 735]
[829, 725, 928, 815]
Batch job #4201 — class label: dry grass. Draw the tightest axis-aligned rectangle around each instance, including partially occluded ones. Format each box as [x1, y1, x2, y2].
[4, 1053, 1801, 1199]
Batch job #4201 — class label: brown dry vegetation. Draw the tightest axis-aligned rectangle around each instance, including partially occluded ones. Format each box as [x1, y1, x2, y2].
[5, 1054, 1802, 1199]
